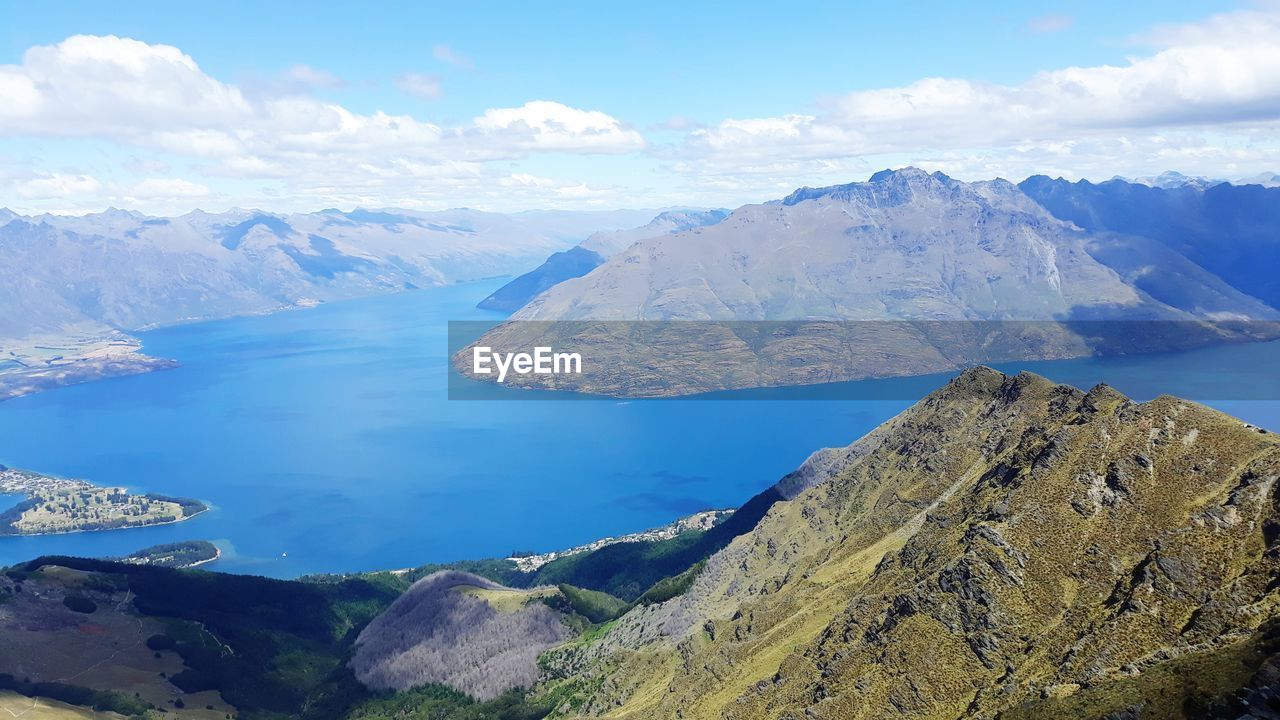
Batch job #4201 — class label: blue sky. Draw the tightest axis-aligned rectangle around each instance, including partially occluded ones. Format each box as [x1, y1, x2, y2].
[1, 1, 1277, 214]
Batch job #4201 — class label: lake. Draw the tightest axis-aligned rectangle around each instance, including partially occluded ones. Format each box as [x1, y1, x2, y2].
[1, 278, 1277, 577]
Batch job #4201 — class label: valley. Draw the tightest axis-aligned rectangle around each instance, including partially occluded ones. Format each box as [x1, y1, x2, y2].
[4, 3, 1280, 717]
[2, 367, 1278, 720]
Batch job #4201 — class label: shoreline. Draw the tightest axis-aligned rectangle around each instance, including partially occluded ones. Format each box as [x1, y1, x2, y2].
[0, 277, 512, 405]
[0, 466, 210, 538]
[0, 506, 209, 538]
[184, 545, 223, 568]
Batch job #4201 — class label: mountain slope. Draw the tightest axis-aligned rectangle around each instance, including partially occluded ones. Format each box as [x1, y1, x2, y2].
[1019, 175, 1280, 310]
[0, 206, 658, 341]
[460, 169, 1276, 397]
[569, 367, 1280, 719]
[512, 169, 1267, 323]
[351, 571, 577, 701]
[476, 209, 728, 312]
[475, 246, 605, 313]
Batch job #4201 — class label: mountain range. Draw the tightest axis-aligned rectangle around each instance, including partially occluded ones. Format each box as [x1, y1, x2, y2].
[461, 169, 1280, 396]
[543, 367, 1280, 718]
[506, 169, 1276, 323]
[8, 367, 1279, 720]
[0, 206, 662, 342]
[0, 205, 663, 399]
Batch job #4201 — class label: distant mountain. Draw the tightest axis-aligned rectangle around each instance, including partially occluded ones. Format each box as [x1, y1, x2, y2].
[1125, 170, 1226, 189]
[476, 209, 728, 312]
[461, 169, 1277, 396]
[0, 206, 658, 341]
[1237, 171, 1280, 188]
[564, 367, 1280, 719]
[475, 246, 607, 313]
[0, 205, 664, 399]
[1020, 175, 1280, 309]
[511, 169, 1270, 323]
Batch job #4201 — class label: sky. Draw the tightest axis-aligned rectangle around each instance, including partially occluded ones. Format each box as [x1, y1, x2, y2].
[1, 0, 1278, 215]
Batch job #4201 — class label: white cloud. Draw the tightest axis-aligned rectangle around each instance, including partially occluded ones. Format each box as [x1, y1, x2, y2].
[4, 7, 1280, 214]
[395, 72, 443, 101]
[16, 173, 102, 199]
[432, 44, 474, 70]
[0, 37, 642, 161]
[0, 35, 647, 212]
[474, 101, 645, 153]
[677, 7, 1280, 189]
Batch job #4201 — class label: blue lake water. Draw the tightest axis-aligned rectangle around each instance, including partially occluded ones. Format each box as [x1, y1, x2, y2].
[0, 278, 1277, 577]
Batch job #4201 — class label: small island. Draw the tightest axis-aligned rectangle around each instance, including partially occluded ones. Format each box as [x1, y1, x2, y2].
[0, 465, 207, 536]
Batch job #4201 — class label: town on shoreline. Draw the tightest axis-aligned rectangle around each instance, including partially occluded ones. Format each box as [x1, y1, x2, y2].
[0, 465, 207, 537]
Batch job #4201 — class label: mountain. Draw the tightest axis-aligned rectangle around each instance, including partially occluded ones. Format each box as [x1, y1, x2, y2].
[351, 571, 577, 701]
[476, 209, 728, 312]
[1237, 172, 1280, 188]
[0, 205, 659, 399]
[510, 169, 1271, 322]
[459, 169, 1277, 397]
[1125, 171, 1226, 190]
[0, 206, 657, 341]
[1019, 175, 1280, 310]
[5, 369, 1280, 720]
[552, 367, 1280, 719]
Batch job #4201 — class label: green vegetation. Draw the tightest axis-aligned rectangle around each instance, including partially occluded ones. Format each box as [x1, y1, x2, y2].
[553, 584, 629, 624]
[118, 540, 219, 568]
[343, 685, 556, 720]
[305, 558, 527, 592]
[7, 556, 399, 719]
[0, 674, 153, 717]
[1005, 620, 1280, 719]
[522, 487, 779, 601]
[60, 594, 97, 614]
[0, 489, 208, 536]
[635, 560, 705, 605]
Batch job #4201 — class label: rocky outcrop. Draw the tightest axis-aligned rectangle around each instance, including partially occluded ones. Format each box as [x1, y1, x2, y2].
[574, 367, 1280, 719]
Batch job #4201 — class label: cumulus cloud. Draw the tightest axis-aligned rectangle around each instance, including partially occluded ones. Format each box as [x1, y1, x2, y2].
[15, 173, 102, 199]
[676, 7, 1280, 187]
[0, 35, 642, 159]
[395, 72, 443, 101]
[0, 34, 647, 212]
[474, 101, 645, 153]
[4, 6, 1280, 214]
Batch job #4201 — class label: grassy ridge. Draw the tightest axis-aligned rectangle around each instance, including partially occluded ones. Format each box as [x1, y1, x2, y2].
[523, 486, 781, 601]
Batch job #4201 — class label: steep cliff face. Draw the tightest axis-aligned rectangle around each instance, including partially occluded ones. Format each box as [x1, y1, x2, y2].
[579, 368, 1280, 719]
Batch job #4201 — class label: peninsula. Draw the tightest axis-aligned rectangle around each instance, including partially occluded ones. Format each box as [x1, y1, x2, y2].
[0, 465, 207, 536]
